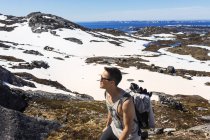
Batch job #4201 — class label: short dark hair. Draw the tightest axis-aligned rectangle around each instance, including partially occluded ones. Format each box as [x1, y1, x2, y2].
[104, 67, 122, 86]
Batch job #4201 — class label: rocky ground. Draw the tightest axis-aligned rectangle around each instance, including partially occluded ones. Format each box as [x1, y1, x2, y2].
[23, 93, 210, 140]
[85, 56, 210, 81]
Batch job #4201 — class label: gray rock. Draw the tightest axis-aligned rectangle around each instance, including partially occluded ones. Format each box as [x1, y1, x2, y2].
[23, 50, 43, 56]
[183, 74, 192, 80]
[200, 116, 210, 122]
[167, 66, 176, 74]
[50, 30, 56, 35]
[164, 128, 176, 132]
[23, 90, 77, 101]
[0, 105, 60, 140]
[158, 95, 185, 111]
[154, 128, 164, 134]
[157, 68, 164, 73]
[44, 46, 54, 51]
[27, 12, 87, 33]
[188, 124, 210, 133]
[0, 81, 28, 112]
[12, 61, 49, 69]
[0, 66, 35, 87]
[75, 93, 94, 101]
[197, 107, 208, 111]
[64, 37, 83, 45]
[12, 89, 94, 101]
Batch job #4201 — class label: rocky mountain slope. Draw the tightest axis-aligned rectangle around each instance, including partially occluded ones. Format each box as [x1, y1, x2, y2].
[0, 12, 210, 139]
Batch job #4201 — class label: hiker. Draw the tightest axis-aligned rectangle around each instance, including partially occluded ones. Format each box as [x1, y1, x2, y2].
[100, 67, 141, 140]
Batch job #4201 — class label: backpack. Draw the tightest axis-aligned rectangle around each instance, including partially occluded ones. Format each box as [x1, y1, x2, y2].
[124, 83, 155, 130]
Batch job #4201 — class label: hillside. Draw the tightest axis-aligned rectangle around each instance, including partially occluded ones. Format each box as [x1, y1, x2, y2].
[0, 12, 210, 139]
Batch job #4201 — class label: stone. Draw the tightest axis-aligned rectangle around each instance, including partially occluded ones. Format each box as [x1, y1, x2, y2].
[158, 95, 185, 111]
[167, 66, 176, 74]
[164, 128, 176, 132]
[183, 74, 192, 80]
[0, 81, 28, 112]
[64, 37, 83, 45]
[154, 128, 164, 134]
[158, 68, 164, 73]
[44, 46, 54, 51]
[138, 80, 144, 82]
[197, 107, 208, 111]
[200, 116, 210, 122]
[23, 50, 44, 56]
[188, 124, 210, 133]
[0, 66, 35, 87]
[0, 105, 60, 140]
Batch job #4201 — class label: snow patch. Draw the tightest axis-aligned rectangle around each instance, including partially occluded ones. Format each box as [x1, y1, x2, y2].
[0, 22, 210, 100]
[0, 15, 7, 20]
[188, 45, 210, 50]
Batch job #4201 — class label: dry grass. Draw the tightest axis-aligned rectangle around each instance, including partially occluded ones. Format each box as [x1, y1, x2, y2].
[23, 94, 210, 140]
[167, 46, 210, 61]
[24, 99, 107, 140]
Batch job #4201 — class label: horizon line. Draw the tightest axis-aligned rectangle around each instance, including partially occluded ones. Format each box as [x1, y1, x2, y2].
[1, 12, 210, 23]
[76, 19, 210, 23]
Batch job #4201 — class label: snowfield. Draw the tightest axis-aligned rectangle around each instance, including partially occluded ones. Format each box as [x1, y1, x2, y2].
[0, 18, 210, 100]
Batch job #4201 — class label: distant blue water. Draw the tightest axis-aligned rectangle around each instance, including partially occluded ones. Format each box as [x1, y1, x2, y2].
[77, 21, 210, 32]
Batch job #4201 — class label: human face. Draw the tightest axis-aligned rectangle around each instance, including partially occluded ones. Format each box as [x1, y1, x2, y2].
[100, 70, 113, 89]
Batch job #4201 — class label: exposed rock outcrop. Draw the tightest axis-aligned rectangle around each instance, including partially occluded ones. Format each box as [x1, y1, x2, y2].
[0, 81, 28, 112]
[0, 14, 26, 31]
[23, 50, 44, 56]
[0, 105, 60, 140]
[63, 37, 83, 45]
[0, 66, 35, 87]
[11, 60, 49, 69]
[85, 56, 210, 79]
[27, 12, 87, 33]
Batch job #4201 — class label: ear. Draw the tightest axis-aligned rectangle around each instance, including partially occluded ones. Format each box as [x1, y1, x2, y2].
[110, 80, 116, 86]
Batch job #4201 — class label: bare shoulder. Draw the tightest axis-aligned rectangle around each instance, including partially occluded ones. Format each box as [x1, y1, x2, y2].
[122, 97, 133, 111]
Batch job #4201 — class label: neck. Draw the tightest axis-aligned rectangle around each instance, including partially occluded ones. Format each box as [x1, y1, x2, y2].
[106, 87, 122, 102]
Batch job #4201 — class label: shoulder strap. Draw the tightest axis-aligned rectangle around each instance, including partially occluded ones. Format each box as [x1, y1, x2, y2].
[122, 92, 131, 103]
[104, 91, 107, 99]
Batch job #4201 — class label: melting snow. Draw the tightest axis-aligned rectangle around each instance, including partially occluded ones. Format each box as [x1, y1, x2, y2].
[0, 21, 210, 100]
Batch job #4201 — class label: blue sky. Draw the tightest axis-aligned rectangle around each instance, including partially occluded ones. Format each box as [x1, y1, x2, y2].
[0, 0, 210, 22]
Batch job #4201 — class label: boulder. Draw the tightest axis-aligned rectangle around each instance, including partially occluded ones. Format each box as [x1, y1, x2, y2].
[64, 37, 83, 45]
[0, 81, 28, 112]
[158, 95, 185, 111]
[12, 61, 49, 69]
[75, 93, 94, 101]
[0, 105, 60, 140]
[167, 66, 176, 74]
[23, 50, 44, 56]
[0, 66, 35, 87]
[44, 46, 54, 51]
[188, 124, 210, 133]
[200, 116, 210, 122]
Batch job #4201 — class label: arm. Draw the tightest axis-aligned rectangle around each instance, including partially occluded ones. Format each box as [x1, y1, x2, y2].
[103, 111, 112, 132]
[119, 98, 135, 140]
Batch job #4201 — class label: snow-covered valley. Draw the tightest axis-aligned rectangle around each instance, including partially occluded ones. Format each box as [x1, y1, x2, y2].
[0, 12, 210, 100]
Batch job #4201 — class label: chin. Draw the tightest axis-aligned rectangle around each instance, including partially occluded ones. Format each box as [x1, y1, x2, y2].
[100, 85, 105, 89]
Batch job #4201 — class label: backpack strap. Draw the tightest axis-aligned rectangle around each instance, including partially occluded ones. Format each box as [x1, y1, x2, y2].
[122, 92, 142, 135]
[104, 91, 107, 99]
[122, 92, 131, 102]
